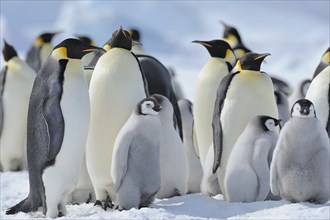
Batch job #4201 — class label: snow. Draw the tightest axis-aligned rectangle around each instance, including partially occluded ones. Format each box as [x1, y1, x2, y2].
[1, 1, 330, 219]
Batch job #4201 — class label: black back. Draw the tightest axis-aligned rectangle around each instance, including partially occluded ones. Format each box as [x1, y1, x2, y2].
[0, 66, 7, 137]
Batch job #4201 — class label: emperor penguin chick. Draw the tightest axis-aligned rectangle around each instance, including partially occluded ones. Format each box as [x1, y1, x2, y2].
[178, 99, 203, 193]
[111, 97, 162, 210]
[270, 99, 329, 204]
[6, 39, 101, 218]
[225, 115, 280, 202]
[152, 94, 188, 198]
[0, 40, 35, 171]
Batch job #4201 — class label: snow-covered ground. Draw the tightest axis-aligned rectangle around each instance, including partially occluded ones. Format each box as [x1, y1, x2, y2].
[1, 1, 329, 219]
[1, 171, 329, 220]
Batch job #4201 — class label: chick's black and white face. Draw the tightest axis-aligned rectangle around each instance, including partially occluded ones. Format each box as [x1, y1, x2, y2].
[291, 99, 316, 118]
[140, 100, 160, 116]
[265, 119, 276, 132]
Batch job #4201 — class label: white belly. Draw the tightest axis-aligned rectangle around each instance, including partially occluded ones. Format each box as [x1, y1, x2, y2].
[194, 58, 229, 167]
[86, 48, 146, 194]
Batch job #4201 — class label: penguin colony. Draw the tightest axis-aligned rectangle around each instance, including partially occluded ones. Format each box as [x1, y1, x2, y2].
[1, 21, 329, 218]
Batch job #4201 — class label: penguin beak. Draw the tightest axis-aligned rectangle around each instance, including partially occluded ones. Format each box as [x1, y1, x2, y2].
[274, 119, 281, 126]
[254, 53, 271, 61]
[300, 108, 310, 116]
[152, 104, 162, 112]
[220, 20, 229, 28]
[132, 40, 142, 46]
[192, 40, 212, 48]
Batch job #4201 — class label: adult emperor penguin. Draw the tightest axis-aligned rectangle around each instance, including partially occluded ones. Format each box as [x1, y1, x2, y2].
[225, 115, 280, 202]
[313, 47, 329, 78]
[178, 99, 203, 193]
[26, 32, 58, 73]
[6, 38, 101, 217]
[86, 26, 148, 209]
[221, 21, 251, 59]
[0, 40, 35, 171]
[111, 97, 162, 210]
[192, 39, 236, 168]
[151, 94, 188, 198]
[305, 50, 330, 137]
[270, 99, 329, 204]
[212, 52, 278, 199]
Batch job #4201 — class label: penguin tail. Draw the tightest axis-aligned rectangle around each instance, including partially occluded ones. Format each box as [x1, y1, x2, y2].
[6, 197, 38, 215]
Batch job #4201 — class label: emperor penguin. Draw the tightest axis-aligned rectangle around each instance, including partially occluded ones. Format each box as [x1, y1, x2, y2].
[137, 54, 183, 139]
[224, 115, 280, 202]
[128, 28, 145, 55]
[178, 99, 203, 193]
[270, 99, 329, 204]
[212, 52, 278, 199]
[111, 97, 162, 210]
[305, 50, 330, 137]
[6, 38, 101, 218]
[151, 94, 188, 198]
[192, 39, 236, 168]
[313, 47, 329, 78]
[0, 40, 35, 171]
[26, 32, 58, 73]
[86, 26, 148, 209]
[220, 21, 251, 59]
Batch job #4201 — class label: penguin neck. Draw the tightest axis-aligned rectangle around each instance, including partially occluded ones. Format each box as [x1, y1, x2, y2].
[239, 69, 261, 78]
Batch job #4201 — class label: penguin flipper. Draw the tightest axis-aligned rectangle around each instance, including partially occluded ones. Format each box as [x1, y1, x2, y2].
[212, 72, 237, 173]
[132, 53, 149, 97]
[26, 46, 41, 73]
[0, 66, 7, 137]
[83, 50, 106, 70]
[43, 59, 67, 162]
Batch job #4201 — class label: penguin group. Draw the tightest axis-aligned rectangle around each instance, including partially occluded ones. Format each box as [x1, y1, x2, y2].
[1, 20, 329, 218]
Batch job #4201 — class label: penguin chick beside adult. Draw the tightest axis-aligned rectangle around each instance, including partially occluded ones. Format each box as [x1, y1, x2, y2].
[86, 26, 148, 209]
[151, 94, 188, 199]
[111, 97, 162, 210]
[178, 99, 203, 193]
[305, 49, 330, 137]
[212, 52, 278, 200]
[270, 99, 329, 204]
[0, 40, 35, 171]
[192, 39, 236, 168]
[26, 32, 58, 73]
[6, 39, 100, 218]
[225, 115, 280, 202]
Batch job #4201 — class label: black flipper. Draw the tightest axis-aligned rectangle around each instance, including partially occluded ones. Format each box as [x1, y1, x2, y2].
[131, 53, 149, 97]
[327, 85, 330, 138]
[83, 50, 106, 71]
[212, 72, 238, 173]
[0, 66, 7, 137]
[26, 46, 41, 73]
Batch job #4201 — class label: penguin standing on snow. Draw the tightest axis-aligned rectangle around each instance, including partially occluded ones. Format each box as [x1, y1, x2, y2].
[270, 99, 329, 204]
[151, 94, 188, 199]
[6, 39, 101, 218]
[212, 52, 278, 200]
[26, 32, 58, 73]
[111, 97, 162, 210]
[225, 115, 280, 202]
[178, 99, 203, 193]
[305, 48, 330, 137]
[86, 26, 148, 209]
[192, 39, 236, 168]
[0, 40, 35, 171]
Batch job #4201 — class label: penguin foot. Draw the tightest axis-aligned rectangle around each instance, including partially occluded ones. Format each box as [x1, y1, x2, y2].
[58, 211, 64, 217]
[94, 196, 113, 210]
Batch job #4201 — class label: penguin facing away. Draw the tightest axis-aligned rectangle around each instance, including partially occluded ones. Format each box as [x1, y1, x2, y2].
[26, 32, 58, 73]
[192, 39, 236, 168]
[0, 40, 35, 171]
[178, 99, 203, 193]
[86, 26, 148, 209]
[270, 99, 329, 204]
[212, 52, 278, 199]
[151, 94, 188, 199]
[224, 115, 280, 202]
[6, 38, 101, 218]
[111, 97, 162, 210]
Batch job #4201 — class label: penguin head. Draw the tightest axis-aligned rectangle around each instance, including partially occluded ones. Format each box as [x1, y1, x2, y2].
[192, 39, 236, 71]
[109, 26, 132, 50]
[2, 40, 18, 62]
[237, 52, 270, 71]
[150, 94, 173, 117]
[137, 97, 162, 116]
[34, 32, 58, 46]
[128, 28, 141, 42]
[220, 21, 242, 48]
[52, 38, 104, 60]
[258, 116, 281, 132]
[76, 35, 97, 46]
[321, 47, 330, 64]
[291, 99, 316, 118]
